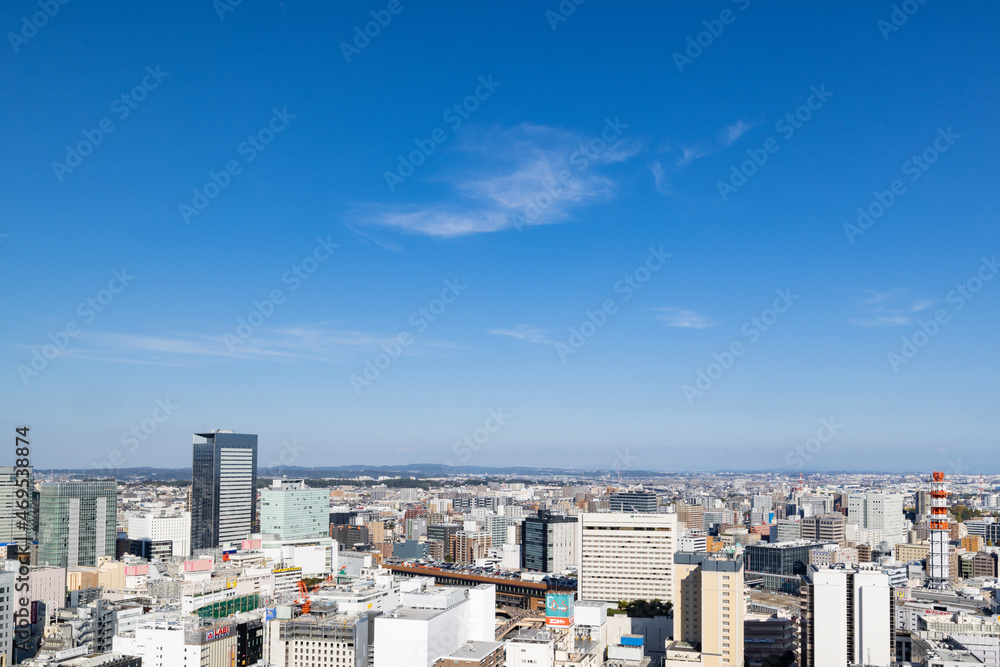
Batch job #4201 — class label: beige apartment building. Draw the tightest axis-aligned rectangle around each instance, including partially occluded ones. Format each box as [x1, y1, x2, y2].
[669, 552, 745, 667]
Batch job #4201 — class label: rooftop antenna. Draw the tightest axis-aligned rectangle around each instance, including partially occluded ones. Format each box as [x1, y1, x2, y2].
[927, 471, 952, 590]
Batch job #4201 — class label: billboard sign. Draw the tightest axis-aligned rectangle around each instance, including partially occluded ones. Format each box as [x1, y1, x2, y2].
[545, 593, 575, 627]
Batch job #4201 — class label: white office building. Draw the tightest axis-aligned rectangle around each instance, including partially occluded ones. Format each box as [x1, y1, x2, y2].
[373, 584, 495, 667]
[114, 615, 251, 667]
[678, 534, 708, 552]
[505, 628, 555, 667]
[577, 512, 677, 607]
[802, 565, 891, 667]
[129, 510, 191, 558]
[848, 493, 904, 547]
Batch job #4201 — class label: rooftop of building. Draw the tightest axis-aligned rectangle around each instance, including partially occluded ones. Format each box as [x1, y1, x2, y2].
[674, 551, 744, 571]
[508, 628, 554, 644]
[442, 640, 504, 660]
[747, 539, 837, 549]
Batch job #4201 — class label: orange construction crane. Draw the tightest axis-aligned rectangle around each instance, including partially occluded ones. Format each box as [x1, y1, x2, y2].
[296, 579, 322, 615]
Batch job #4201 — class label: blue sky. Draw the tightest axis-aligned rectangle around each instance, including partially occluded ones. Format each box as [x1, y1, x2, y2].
[2, 1, 998, 472]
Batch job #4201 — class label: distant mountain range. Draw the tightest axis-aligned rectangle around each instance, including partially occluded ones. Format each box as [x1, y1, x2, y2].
[40, 463, 671, 481]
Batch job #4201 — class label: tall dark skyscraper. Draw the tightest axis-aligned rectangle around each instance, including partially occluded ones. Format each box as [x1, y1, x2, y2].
[190, 430, 258, 550]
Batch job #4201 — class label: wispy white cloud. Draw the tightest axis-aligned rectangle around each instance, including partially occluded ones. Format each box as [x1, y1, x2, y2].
[723, 118, 755, 145]
[487, 324, 553, 344]
[650, 161, 672, 195]
[48, 327, 457, 366]
[650, 307, 716, 329]
[365, 123, 640, 237]
[344, 223, 403, 252]
[849, 290, 935, 327]
[650, 118, 758, 195]
[675, 118, 759, 168]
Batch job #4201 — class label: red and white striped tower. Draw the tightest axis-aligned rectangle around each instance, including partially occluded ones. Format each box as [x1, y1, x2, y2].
[928, 471, 951, 589]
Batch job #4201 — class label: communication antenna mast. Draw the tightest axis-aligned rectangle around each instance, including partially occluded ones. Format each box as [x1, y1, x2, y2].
[927, 471, 952, 590]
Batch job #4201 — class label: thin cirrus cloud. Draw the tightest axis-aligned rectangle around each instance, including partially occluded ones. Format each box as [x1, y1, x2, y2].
[365, 123, 641, 237]
[848, 289, 935, 327]
[677, 118, 758, 167]
[487, 324, 553, 344]
[650, 307, 717, 329]
[53, 327, 457, 366]
[650, 118, 759, 194]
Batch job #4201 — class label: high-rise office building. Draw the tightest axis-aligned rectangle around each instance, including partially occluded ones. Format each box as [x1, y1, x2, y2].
[915, 490, 932, 516]
[486, 515, 511, 549]
[610, 490, 658, 513]
[260, 479, 329, 540]
[190, 430, 258, 550]
[38, 481, 117, 567]
[848, 492, 904, 547]
[577, 512, 677, 606]
[801, 514, 847, 547]
[0, 466, 33, 546]
[521, 511, 578, 573]
[751, 495, 774, 514]
[676, 503, 705, 531]
[428, 523, 460, 548]
[672, 553, 745, 667]
[800, 565, 892, 667]
[775, 518, 802, 543]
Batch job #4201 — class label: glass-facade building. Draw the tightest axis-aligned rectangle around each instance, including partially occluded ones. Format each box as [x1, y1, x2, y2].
[745, 541, 828, 577]
[522, 510, 577, 572]
[0, 466, 33, 546]
[609, 491, 658, 513]
[190, 431, 257, 550]
[38, 481, 118, 567]
[260, 479, 328, 540]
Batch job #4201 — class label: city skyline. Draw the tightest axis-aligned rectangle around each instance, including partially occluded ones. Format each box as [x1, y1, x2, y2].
[4, 3, 999, 472]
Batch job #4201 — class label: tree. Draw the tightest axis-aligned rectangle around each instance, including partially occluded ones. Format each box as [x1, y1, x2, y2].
[618, 598, 672, 618]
